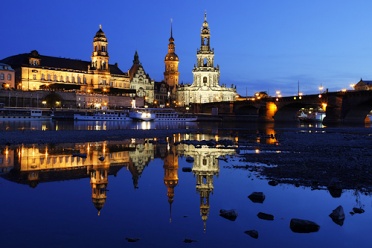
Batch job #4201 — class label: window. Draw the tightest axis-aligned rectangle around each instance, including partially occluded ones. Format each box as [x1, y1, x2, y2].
[33, 74, 36, 80]
[66, 76, 69, 82]
[53, 75, 57, 81]
[41, 74, 45, 80]
[203, 77, 207, 86]
[77, 76, 81, 84]
[7, 74, 11, 80]
[60, 76, 63, 81]
[47, 74, 51, 80]
[0, 73, 4, 80]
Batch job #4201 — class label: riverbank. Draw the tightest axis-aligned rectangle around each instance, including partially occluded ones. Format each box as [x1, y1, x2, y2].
[0, 128, 196, 146]
[237, 127, 372, 192]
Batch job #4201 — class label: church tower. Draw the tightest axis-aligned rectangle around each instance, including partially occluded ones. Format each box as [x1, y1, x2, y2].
[176, 12, 237, 107]
[88, 25, 110, 91]
[91, 25, 109, 72]
[164, 20, 179, 99]
[192, 12, 220, 90]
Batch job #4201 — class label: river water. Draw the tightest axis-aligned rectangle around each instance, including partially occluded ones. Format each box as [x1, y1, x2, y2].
[0, 120, 371, 248]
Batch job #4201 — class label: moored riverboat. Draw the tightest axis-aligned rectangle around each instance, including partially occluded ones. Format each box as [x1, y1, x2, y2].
[128, 108, 156, 121]
[129, 107, 197, 122]
[0, 107, 53, 121]
[73, 110, 130, 121]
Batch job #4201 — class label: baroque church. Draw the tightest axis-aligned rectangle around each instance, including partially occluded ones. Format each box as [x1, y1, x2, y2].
[176, 13, 237, 107]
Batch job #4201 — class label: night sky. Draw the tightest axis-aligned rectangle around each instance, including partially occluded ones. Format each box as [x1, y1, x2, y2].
[2, 0, 372, 96]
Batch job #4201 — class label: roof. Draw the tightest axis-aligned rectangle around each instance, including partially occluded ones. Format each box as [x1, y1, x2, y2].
[0, 63, 14, 71]
[0, 51, 126, 75]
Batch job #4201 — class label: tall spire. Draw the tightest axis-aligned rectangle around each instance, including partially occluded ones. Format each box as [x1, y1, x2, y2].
[170, 18, 173, 38]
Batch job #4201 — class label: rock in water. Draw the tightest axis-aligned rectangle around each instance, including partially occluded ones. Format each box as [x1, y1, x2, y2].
[257, 212, 274, 221]
[219, 209, 238, 221]
[183, 238, 197, 243]
[329, 205, 345, 226]
[290, 218, 320, 233]
[352, 207, 365, 214]
[125, 237, 139, 242]
[248, 192, 265, 203]
[244, 230, 259, 239]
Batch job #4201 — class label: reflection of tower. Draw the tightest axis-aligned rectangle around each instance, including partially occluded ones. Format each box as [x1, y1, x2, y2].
[192, 151, 219, 232]
[90, 162, 109, 216]
[128, 141, 154, 189]
[163, 142, 179, 222]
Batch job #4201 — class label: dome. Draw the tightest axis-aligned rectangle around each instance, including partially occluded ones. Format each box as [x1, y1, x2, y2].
[165, 53, 179, 61]
[94, 25, 107, 42]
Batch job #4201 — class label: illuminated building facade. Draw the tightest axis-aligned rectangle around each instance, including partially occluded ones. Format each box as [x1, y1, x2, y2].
[0, 26, 130, 93]
[0, 63, 15, 89]
[128, 51, 155, 105]
[177, 13, 237, 107]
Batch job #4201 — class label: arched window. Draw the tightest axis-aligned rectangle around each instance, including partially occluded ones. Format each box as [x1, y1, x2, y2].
[7, 74, 11, 80]
[0, 73, 4, 80]
[47, 74, 51, 81]
[53, 75, 57, 81]
[203, 77, 207, 86]
[60, 75, 63, 81]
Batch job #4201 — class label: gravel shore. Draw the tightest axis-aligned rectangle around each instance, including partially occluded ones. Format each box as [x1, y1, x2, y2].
[237, 127, 372, 192]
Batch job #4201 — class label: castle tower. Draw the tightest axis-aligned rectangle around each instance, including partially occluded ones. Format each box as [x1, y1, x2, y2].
[164, 20, 179, 99]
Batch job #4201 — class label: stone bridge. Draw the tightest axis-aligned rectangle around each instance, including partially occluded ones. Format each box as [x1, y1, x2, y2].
[210, 90, 372, 125]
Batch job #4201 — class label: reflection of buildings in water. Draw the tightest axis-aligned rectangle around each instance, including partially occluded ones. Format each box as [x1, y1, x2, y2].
[255, 122, 277, 145]
[89, 159, 109, 216]
[160, 138, 179, 222]
[0, 141, 154, 213]
[176, 133, 236, 231]
[0, 147, 14, 174]
[127, 139, 154, 188]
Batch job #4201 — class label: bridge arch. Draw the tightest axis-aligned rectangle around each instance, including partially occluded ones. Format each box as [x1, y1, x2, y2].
[342, 98, 372, 124]
[274, 101, 324, 122]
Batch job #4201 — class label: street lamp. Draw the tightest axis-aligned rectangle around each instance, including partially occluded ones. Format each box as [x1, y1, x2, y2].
[275, 91, 281, 101]
[319, 85, 324, 98]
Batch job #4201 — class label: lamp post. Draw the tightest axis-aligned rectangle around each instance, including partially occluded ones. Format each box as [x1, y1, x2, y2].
[318, 85, 324, 98]
[275, 90, 281, 101]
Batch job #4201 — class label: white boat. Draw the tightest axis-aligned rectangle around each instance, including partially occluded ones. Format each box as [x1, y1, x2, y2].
[0, 107, 53, 120]
[151, 108, 198, 122]
[298, 111, 325, 123]
[129, 108, 197, 122]
[128, 108, 156, 121]
[73, 110, 130, 121]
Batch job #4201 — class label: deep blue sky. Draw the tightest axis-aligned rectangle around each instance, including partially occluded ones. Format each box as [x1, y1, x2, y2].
[2, 0, 372, 96]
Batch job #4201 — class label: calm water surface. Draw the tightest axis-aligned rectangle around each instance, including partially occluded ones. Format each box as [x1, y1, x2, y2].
[0, 120, 371, 248]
